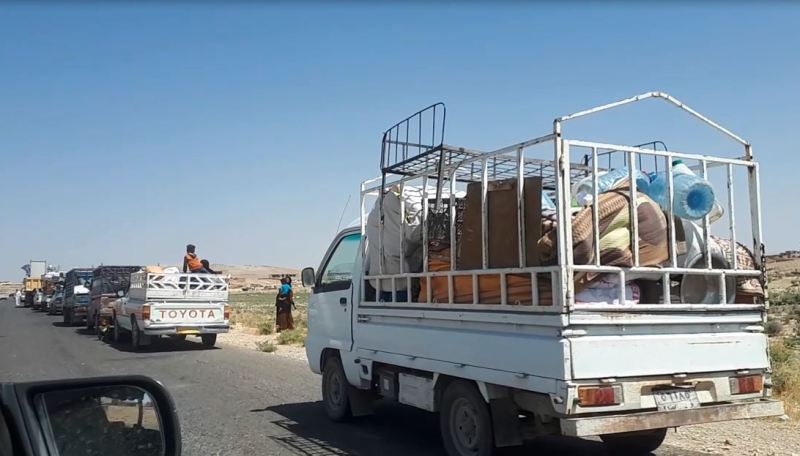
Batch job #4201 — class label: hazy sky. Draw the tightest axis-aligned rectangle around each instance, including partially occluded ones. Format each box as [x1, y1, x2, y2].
[2, 2, 799, 281]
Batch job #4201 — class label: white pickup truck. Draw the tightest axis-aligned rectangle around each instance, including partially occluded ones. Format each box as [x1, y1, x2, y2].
[112, 271, 230, 350]
[303, 93, 784, 456]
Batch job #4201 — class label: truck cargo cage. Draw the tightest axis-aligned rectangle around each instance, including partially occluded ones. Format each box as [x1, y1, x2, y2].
[362, 92, 765, 313]
[128, 272, 230, 302]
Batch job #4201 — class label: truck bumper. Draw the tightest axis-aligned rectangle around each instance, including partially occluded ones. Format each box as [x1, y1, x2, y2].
[560, 400, 784, 437]
[142, 324, 230, 336]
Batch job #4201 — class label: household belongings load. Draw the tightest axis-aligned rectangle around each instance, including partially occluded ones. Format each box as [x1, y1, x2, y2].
[418, 177, 669, 305]
[366, 167, 764, 305]
[90, 266, 143, 296]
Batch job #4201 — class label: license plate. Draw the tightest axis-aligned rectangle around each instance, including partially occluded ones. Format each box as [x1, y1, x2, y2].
[177, 328, 200, 335]
[653, 388, 701, 411]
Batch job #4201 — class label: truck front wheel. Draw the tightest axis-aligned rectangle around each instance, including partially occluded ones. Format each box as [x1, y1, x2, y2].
[600, 428, 668, 455]
[322, 356, 351, 422]
[440, 380, 494, 456]
[113, 314, 123, 343]
[130, 317, 142, 351]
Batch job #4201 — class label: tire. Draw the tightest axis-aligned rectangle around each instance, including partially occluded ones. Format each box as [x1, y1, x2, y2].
[95, 315, 103, 341]
[86, 310, 95, 330]
[130, 317, 141, 351]
[321, 356, 351, 422]
[201, 334, 217, 347]
[439, 380, 494, 456]
[64, 309, 72, 325]
[113, 314, 122, 343]
[601, 428, 668, 455]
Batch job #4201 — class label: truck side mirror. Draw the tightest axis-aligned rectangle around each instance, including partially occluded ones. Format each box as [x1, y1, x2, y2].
[301, 267, 316, 288]
[6, 375, 181, 455]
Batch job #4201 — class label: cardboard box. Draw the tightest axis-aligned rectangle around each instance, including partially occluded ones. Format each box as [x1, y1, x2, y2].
[459, 177, 543, 270]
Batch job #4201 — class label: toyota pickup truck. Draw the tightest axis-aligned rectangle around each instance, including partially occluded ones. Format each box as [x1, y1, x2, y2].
[303, 93, 784, 456]
[112, 271, 230, 350]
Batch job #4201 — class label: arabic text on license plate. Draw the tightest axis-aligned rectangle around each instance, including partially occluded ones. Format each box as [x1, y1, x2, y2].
[653, 388, 701, 411]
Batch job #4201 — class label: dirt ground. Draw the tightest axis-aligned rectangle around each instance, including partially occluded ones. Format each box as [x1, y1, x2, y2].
[662, 418, 799, 456]
[217, 324, 307, 361]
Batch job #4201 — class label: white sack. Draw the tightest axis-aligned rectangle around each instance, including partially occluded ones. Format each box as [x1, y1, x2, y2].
[365, 186, 424, 292]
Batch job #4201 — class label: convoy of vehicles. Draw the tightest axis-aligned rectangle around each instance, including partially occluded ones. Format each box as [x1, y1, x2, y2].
[16, 262, 230, 352]
[302, 93, 783, 456]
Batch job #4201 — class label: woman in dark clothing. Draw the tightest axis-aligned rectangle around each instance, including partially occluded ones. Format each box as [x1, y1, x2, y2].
[275, 277, 295, 332]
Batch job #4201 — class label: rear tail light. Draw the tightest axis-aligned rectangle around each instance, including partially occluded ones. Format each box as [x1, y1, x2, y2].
[577, 385, 622, 407]
[142, 305, 150, 320]
[224, 305, 230, 320]
[729, 374, 763, 395]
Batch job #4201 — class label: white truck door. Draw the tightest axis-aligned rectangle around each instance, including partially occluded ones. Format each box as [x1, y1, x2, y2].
[307, 232, 361, 354]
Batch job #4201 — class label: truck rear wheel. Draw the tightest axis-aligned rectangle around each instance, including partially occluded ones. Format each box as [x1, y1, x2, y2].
[201, 334, 217, 347]
[63, 309, 71, 325]
[130, 317, 142, 351]
[600, 428, 668, 455]
[113, 314, 123, 343]
[322, 356, 351, 422]
[440, 380, 494, 456]
[86, 311, 95, 330]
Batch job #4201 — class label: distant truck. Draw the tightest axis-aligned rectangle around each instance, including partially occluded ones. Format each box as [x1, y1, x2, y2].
[21, 260, 46, 308]
[111, 270, 230, 350]
[86, 266, 141, 332]
[36, 271, 62, 312]
[23, 278, 42, 308]
[62, 268, 92, 324]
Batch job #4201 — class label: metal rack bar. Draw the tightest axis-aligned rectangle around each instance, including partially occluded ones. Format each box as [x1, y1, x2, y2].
[727, 164, 738, 269]
[591, 147, 601, 266]
[517, 147, 526, 268]
[702, 160, 712, 270]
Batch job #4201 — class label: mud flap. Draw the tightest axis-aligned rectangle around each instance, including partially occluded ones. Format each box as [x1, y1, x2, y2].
[490, 398, 523, 447]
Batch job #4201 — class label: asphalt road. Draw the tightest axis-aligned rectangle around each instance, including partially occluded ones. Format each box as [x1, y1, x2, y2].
[0, 302, 705, 456]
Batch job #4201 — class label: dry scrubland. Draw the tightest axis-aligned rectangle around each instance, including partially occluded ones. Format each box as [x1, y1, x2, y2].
[765, 258, 800, 420]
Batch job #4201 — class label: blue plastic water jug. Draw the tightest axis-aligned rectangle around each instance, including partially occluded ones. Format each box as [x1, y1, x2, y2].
[646, 160, 715, 220]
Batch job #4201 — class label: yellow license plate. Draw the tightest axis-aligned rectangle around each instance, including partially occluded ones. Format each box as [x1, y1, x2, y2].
[177, 328, 200, 335]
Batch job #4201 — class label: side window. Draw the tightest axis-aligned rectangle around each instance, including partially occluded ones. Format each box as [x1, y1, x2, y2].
[317, 233, 360, 293]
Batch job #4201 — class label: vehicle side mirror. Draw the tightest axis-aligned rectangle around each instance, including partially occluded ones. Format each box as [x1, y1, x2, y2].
[117, 290, 125, 298]
[301, 267, 316, 288]
[8, 375, 180, 456]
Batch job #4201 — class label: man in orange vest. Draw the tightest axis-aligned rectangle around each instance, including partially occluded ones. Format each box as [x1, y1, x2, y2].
[183, 244, 209, 273]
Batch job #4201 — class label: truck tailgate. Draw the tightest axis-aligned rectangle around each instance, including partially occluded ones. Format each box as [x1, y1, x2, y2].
[569, 331, 768, 379]
[150, 304, 225, 325]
